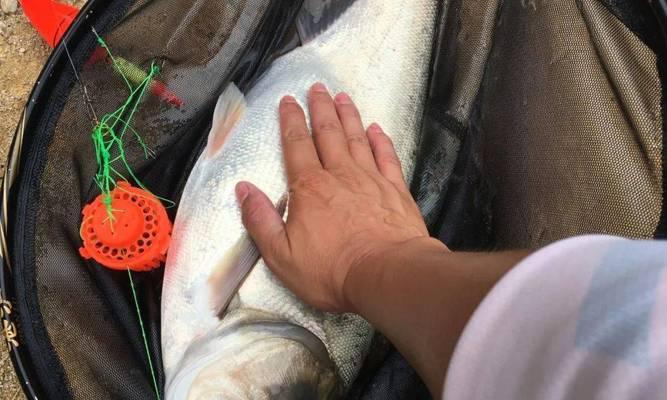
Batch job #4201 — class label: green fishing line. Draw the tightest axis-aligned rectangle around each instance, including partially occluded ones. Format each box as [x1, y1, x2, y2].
[89, 30, 168, 400]
[128, 269, 162, 400]
[90, 31, 174, 224]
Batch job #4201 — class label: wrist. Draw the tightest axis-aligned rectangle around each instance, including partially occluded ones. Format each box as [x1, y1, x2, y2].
[342, 237, 450, 313]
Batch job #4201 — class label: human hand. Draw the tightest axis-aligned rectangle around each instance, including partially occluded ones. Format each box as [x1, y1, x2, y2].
[235, 83, 445, 312]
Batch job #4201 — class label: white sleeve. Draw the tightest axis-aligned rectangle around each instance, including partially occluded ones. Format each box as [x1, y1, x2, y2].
[443, 235, 667, 400]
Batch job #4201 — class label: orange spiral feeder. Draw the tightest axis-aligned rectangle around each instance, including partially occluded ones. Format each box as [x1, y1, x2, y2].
[79, 182, 172, 271]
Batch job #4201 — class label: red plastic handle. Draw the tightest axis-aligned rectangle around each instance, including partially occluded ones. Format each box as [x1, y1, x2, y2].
[20, 0, 79, 47]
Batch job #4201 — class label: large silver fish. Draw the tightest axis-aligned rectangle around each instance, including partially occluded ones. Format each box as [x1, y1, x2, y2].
[161, 0, 438, 398]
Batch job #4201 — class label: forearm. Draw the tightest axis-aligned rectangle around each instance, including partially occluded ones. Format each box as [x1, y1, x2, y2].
[344, 238, 529, 396]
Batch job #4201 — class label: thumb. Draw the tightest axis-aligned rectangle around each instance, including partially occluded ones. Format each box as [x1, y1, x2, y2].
[235, 182, 288, 262]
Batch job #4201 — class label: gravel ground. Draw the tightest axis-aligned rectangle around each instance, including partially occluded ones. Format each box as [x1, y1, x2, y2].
[0, 2, 84, 398]
[0, 7, 50, 400]
[0, 10, 51, 177]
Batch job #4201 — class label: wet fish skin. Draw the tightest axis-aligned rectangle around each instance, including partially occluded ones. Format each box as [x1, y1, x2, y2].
[162, 0, 439, 398]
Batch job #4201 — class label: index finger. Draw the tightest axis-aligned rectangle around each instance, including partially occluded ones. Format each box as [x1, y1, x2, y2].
[279, 96, 322, 180]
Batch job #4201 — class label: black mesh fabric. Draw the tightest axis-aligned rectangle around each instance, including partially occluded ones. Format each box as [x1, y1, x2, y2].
[412, 0, 500, 250]
[2, 0, 665, 399]
[10, 1, 305, 398]
[414, 0, 665, 251]
[480, 0, 662, 248]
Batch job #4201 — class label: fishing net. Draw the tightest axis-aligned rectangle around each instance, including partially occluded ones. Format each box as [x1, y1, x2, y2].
[0, 0, 665, 399]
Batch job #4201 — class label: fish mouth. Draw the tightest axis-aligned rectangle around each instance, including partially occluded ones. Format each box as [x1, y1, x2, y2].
[165, 315, 342, 400]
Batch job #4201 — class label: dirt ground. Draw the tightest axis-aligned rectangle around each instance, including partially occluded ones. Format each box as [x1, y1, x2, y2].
[0, 8, 50, 399]
[0, 3, 82, 398]
[0, 10, 51, 177]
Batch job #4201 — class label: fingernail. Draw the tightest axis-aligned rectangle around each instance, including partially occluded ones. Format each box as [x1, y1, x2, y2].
[235, 182, 249, 204]
[281, 95, 296, 104]
[369, 123, 383, 134]
[311, 82, 328, 93]
[335, 92, 352, 104]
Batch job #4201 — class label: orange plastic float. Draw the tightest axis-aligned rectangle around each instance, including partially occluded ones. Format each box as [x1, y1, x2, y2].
[19, 0, 79, 47]
[79, 182, 172, 271]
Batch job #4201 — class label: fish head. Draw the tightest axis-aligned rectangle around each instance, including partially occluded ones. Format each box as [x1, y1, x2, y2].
[166, 310, 343, 400]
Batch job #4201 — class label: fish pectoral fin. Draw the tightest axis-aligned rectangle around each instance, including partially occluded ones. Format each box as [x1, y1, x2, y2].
[208, 194, 287, 318]
[208, 234, 259, 318]
[206, 83, 247, 159]
[296, 0, 356, 44]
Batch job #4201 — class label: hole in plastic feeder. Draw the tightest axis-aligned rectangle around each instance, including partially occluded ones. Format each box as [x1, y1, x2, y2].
[79, 181, 172, 271]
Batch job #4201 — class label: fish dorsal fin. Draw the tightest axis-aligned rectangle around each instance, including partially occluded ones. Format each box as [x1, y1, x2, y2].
[296, 0, 356, 44]
[208, 194, 289, 318]
[206, 83, 246, 159]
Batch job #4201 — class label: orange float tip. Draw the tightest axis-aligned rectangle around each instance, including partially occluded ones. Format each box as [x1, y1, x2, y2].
[79, 182, 172, 272]
[20, 0, 79, 48]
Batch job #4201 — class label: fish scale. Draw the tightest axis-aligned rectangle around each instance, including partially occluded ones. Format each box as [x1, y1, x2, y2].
[162, 0, 439, 398]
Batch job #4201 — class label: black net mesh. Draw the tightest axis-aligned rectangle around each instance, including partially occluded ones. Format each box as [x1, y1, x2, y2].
[3, 0, 665, 399]
[11, 1, 305, 398]
[481, 0, 663, 248]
